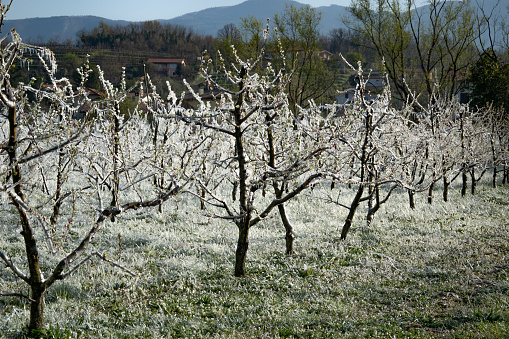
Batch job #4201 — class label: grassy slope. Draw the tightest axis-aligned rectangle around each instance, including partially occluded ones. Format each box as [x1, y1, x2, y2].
[1, 178, 508, 338]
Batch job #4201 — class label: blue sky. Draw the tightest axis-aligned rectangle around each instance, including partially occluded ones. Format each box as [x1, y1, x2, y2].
[6, 0, 352, 21]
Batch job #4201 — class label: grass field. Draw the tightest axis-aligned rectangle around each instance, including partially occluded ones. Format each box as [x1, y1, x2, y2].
[1, 178, 508, 338]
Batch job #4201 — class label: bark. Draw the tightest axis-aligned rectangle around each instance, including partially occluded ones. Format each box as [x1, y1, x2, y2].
[443, 177, 449, 202]
[366, 185, 378, 225]
[341, 185, 364, 240]
[428, 182, 434, 204]
[408, 190, 416, 209]
[50, 152, 65, 225]
[341, 100, 371, 240]
[110, 103, 121, 219]
[235, 221, 250, 277]
[29, 283, 46, 331]
[232, 181, 238, 201]
[366, 206, 376, 225]
[492, 165, 497, 188]
[278, 204, 295, 255]
[8, 105, 45, 330]
[461, 169, 467, 197]
[200, 187, 206, 210]
[266, 110, 295, 255]
[348, 156, 354, 189]
[233, 65, 250, 278]
[471, 169, 477, 195]
[491, 132, 497, 188]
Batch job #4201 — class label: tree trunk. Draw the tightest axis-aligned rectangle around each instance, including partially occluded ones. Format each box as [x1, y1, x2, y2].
[492, 165, 497, 188]
[28, 283, 46, 331]
[470, 168, 477, 195]
[50, 152, 65, 225]
[110, 103, 121, 221]
[366, 185, 380, 225]
[278, 204, 295, 255]
[408, 190, 415, 209]
[232, 181, 238, 201]
[341, 185, 364, 240]
[348, 156, 354, 189]
[8, 105, 45, 330]
[233, 65, 249, 278]
[461, 169, 467, 197]
[200, 186, 205, 210]
[235, 221, 250, 277]
[428, 182, 434, 204]
[443, 177, 449, 202]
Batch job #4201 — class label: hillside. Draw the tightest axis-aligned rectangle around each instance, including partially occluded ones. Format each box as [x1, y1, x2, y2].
[2, 0, 506, 45]
[164, 0, 349, 36]
[2, 0, 350, 43]
[1, 16, 131, 43]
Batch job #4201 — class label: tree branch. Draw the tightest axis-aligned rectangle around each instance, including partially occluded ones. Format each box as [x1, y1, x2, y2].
[0, 292, 34, 302]
[0, 251, 29, 283]
[251, 172, 322, 226]
[60, 251, 136, 279]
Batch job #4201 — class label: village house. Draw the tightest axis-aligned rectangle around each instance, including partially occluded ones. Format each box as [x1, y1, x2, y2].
[72, 87, 105, 119]
[180, 83, 224, 110]
[146, 58, 186, 77]
[315, 50, 333, 61]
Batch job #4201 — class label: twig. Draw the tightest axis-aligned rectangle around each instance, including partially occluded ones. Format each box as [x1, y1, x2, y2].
[60, 251, 136, 279]
[0, 251, 29, 283]
[0, 292, 35, 302]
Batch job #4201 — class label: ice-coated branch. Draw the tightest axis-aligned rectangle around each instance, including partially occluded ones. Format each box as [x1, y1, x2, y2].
[5, 187, 55, 253]
[176, 114, 236, 136]
[250, 172, 323, 226]
[0, 251, 29, 283]
[44, 218, 104, 287]
[192, 177, 236, 218]
[18, 123, 88, 164]
[0, 292, 34, 302]
[60, 251, 136, 279]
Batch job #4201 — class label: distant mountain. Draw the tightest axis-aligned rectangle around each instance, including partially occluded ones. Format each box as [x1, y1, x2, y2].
[164, 0, 349, 36]
[2, 0, 506, 44]
[2, 16, 131, 43]
[2, 0, 349, 43]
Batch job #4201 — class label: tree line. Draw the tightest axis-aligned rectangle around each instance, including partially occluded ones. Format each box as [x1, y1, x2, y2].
[348, 0, 509, 120]
[12, 1, 509, 123]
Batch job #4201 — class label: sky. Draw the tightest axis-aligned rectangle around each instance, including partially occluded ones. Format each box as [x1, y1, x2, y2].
[6, 0, 352, 21]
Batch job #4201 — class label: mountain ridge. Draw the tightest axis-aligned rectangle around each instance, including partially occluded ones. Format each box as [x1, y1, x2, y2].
[2, 0, 506, 45]
[2, 0, 349, 43]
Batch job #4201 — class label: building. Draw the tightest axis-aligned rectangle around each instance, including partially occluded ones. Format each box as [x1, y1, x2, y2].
[146, 58, 186, 77]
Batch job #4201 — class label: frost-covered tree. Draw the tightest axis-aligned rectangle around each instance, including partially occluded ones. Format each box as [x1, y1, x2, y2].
[0, 23, 197, 331]
[175, 31, 325, 276]
[317, 61, 441, 239]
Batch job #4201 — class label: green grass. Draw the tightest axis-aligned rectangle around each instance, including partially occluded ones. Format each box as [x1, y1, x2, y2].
[1, 180, 508, 338]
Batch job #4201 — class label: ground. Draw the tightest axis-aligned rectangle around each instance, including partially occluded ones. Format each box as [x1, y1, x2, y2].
[1, 178, 508, 338]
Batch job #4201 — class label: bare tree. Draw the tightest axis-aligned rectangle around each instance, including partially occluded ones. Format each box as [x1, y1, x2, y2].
[317, 61, 440, 239]
[348, 0, 478, 104]
[174, 32, 325, 276]
[0, 25, 194, 330]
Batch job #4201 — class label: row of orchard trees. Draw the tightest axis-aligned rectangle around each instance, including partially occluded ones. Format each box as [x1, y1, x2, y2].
[1, 11, 508, 334]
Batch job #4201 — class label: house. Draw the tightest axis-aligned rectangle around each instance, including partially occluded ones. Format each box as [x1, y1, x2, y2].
[180, 85, 224, 110]
[336, 87, 357, 105]
[146, 58, 186, 77]
[334, 75, 386, 116]
[265, 48, 334, 62]
[315, 50, 333, 61]
[364, 72, 386, 92]
[72, 87, 105, 119]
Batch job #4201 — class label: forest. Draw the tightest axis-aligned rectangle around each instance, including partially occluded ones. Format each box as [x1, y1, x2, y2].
[1, 0, 508, 337]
